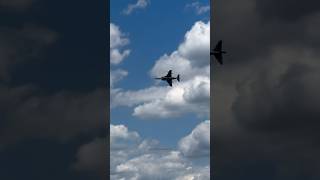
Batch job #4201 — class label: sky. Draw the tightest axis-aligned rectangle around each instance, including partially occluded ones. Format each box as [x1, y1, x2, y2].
[2, 0, 320, 179]
[212, 0, 320, 179]
[110, 0, 210, 179]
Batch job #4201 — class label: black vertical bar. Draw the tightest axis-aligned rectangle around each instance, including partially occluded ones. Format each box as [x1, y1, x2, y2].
[106, 0, 110, 179]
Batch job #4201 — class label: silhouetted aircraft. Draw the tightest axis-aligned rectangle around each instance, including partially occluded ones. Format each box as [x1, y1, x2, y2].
[211, 40, 226, 65]
[155, 70, 180, 87]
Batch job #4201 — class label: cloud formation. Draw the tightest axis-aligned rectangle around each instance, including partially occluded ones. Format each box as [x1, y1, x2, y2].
[132, 76, 209, 119]
[107, 123, 210, 180]
[123, 0, 149, 15]
[179, 120, 210, 157]
[186, 1, 210, 15]
[109, 20, 210, 179]
[212, 0, 320, 178]
[110, 69, 128, 87]
[110, 23, 131, 65]
[111, 21, 210, 119]
[0, 23, 108, 150]
[0, 1, 108, 179]
[151, 21, 210, 76]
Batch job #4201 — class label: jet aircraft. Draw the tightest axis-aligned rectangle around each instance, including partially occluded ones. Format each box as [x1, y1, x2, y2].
[211, 40, 226, 65]
[155, 70, 180, 87]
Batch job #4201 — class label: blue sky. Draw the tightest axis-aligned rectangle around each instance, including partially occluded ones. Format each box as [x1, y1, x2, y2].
[111, 0, 209, 89]
[110, 0, 210, 179]
[111, 0, 209, 147]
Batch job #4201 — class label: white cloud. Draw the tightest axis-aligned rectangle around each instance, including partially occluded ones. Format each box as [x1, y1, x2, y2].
[108, 124, 210, 180]
[111, 76, 209, 119]
[132, 76, 210, 119]
[110, 69, 128, 87]
[178, 21, 210, 67]
[123, 0, 149, 15]
[179, 120, 210, 157]
[110, 23, 129, 49]
[111, 21, 210, 119]
[110, 23, 131, 64]
[111, 86, 168, 108]
[151, 21, 210, 78]
[115, 151, 189, 180]
[137, 139, 159, 151]
[110, 124, 140, 141]
[176, 166, 210, 180]
[111, 49, 130, 65]
[186, 2, 210, 15]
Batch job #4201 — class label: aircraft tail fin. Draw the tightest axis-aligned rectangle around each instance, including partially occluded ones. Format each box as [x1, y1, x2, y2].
[177, 75, 180, 82]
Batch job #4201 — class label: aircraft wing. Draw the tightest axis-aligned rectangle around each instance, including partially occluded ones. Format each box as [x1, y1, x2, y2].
[214, 40, 222, 51]
[166, 79, 172, 86]
[214, 53, 223, 65]
[165, 70, 172, 77]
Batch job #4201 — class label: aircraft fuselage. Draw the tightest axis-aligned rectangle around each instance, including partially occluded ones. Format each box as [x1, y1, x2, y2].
[159, 77, 177, 81]
[155, 70, 180, 86]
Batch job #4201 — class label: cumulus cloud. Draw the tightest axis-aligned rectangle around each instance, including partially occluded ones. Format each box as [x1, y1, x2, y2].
[132, 76, 209, 119]
[111, 75, 209, 119]
[214, 45, 320, 179]
[110, 23, 131, 65]
[107, 124, 210, 180]
[110, 69, 128, 87]
[111, 21, 210, 119]
[123, 0, 149, 15]
[115, 151, 185, 179]
[110, 124, 140, 149]
[151, 21, 210, 77]
[212, 0, 320, 178]
[179, 120, 210, 157]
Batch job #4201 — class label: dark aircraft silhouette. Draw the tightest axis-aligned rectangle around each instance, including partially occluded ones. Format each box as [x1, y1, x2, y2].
[155, 70, 180, 87]
[211, 40, 226, 65]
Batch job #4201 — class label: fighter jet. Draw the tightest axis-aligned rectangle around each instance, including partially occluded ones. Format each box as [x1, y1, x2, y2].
[155, 70, 180, 87]
[211, 40, 226, 65]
